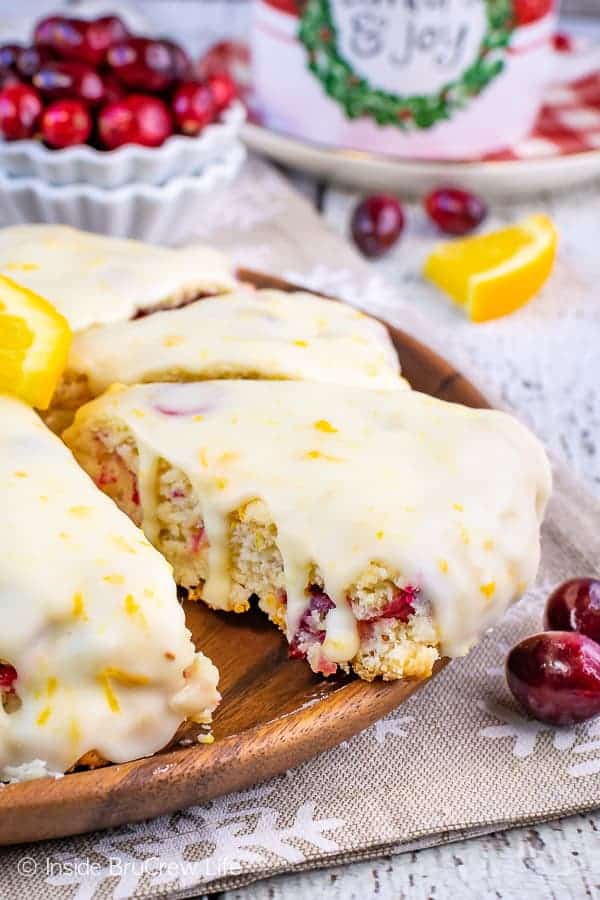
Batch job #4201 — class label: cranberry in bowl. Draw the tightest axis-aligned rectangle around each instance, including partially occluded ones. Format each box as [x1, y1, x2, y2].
[0, 13, 245, 188]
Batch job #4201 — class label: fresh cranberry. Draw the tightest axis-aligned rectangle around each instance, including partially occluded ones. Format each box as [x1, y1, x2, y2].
[85, 16, 129, 63]
[553, 32, 573, 53]
[198, 40, 251, 95]
[33, 61, 104, 104]
[35, 16, 87, 62]
[107, 38, 180, 92]
[14, 45, 54, 79]
[97, 100, 136, 150]
[0, 664, 17, 692]
[0, 44, 21, 71]
[207, 72, 237, 113]
[102, 72, 125, 105]
[161, 39, 191, 80]
[351, 195, 405, 259]
[424, 187, 487, 235]
[0, 68, 19, 90]
[0, 83, 42, 139]
[506, 631, 600, 725]
[35, 14, 127, 66]
[98, 94, 173, 149]
[513, 0, 553, 27]
[544, 578, 600, 644]
[41, 99, 92, 148]
[172, 80, 216, 134]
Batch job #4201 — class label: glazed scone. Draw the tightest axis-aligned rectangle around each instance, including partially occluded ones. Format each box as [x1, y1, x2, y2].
[0, 395, 220, 783]
[0, 224, 236, 332]
[49, 288, 407, 430]
[64, 381, 552, 682]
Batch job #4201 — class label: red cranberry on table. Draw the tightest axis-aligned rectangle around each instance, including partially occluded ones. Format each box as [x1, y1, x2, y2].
[544, 578, 600, 644]
[506, 631, 600, 726]
[351, 195, 405, 259]
[172, 81, 216, 135]
[34, 14, 128, 66]
[0, 83, 42, 139]
[41, 98, 92, 148]
[33, 61, 104, 104]
[98, 94, 173, 150]
[425, 187, 487, 236]
[107, 38, 182, 92]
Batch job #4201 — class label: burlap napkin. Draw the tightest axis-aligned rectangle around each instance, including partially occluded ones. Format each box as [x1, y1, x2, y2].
[3, 159, 600, 899]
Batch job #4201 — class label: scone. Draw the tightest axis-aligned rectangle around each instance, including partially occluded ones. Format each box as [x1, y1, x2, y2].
[0, 395, 220, 783]
[64, 381, 552, 682]
[50, 288, 408, 429]
[0, 224, 236, 332]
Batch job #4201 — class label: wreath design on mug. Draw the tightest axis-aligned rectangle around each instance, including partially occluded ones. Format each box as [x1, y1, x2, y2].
[298, 0, 515, 130]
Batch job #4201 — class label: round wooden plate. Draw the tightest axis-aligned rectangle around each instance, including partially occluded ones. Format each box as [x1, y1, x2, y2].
[0, 271, 489, 846]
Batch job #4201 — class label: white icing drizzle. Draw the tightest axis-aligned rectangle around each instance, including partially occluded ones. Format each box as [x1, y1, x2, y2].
[67, 288, 407, 394]
[0, 224, 236, 332]
[0, 396, 220, 781]
[66, 381, 552, 660]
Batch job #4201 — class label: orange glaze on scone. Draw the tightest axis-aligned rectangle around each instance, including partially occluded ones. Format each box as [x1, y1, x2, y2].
[64, 381, 552, 682]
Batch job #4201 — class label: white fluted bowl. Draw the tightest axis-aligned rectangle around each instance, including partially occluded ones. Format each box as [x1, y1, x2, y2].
[0, 142, 246, 243]
[0, 102, 245, 188]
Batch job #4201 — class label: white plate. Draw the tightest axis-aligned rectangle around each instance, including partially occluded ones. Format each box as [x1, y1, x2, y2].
[242, 122, 600, 199]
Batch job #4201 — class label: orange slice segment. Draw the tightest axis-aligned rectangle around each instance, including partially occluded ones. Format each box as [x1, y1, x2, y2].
[0, 274, 71, 409]
[423, 214, 558, 323]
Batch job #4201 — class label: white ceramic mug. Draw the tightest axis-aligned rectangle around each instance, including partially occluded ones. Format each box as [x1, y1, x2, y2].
[252, 0, 564, 159]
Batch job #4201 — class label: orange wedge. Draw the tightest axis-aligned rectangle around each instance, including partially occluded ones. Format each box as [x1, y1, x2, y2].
[0, 274, 71, 409]
[423, 214, 558, 323]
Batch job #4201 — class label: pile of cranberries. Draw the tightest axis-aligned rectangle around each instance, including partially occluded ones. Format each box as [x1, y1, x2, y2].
[351, 187, 488, 259]
[0, 14, 237, 150]
[506, 578, 600, 726]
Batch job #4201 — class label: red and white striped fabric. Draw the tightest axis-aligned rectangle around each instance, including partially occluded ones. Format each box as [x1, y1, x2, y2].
[487, 38, 600, 160]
